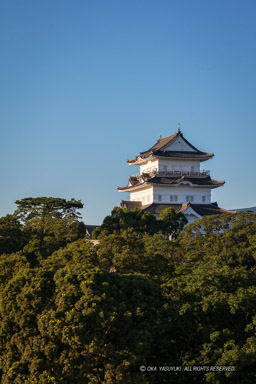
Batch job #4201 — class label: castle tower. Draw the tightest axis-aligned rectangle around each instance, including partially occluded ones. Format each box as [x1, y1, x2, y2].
[118, 127, 229, 223]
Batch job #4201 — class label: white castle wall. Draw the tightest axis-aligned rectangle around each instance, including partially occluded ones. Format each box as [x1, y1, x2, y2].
[130, 185, 211, 205]
[130, 186, 154, 205]
[158, 160, 200, 173]
[140, 159, 158, 174]
[140, 159, 201, 174]
[152, 185, 211, 204]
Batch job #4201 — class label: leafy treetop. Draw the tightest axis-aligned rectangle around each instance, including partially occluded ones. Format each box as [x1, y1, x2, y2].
[15, 197, 83, 221]
[93, 206, 187, 238]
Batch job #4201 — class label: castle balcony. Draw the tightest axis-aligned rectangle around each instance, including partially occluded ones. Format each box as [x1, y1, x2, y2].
[132, 169, 210, 178]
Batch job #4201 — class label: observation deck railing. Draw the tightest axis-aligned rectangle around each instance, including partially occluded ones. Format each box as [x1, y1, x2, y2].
[131, 169, 210, 178]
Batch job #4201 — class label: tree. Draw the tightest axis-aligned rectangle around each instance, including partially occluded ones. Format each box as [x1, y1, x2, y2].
[14, 197, 86, 261]
[15, 197, 83, 222]
[160, 211, 256, 383]
[93, 206, 187, 239]
[0, 204, 255, 383]
[93, 207, 160, 238]
[22, 217, 86, 261]
[0, 244, 163, 384]
[96, 230, 175, 281]
[0, 215, 24, 255]
[159, 207, 187, 238]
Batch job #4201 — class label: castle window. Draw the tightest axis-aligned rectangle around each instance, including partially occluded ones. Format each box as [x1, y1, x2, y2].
[170, 195, 178, 202]
[158, 195, 162, 202]
[186, 196, 194, 202]
[202, 196, 206, 203]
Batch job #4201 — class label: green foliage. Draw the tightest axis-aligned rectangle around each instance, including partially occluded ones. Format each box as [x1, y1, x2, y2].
[179, 211, 256, 267]
[159, 207, 187, 238]
[22, 216, 86, 261]
[0, 252, 29, 290]
[15, 197, 84, 221]
[93, 207, 160, 237]
[0, 197, 86, 261]
[96, 230, 174, 281]
[0, 215, 24, 255]
[161, 211, 256, 383]
[93, 206, 187, 239]
[0, 202, 255, 383]
[0, 241, 162, 383]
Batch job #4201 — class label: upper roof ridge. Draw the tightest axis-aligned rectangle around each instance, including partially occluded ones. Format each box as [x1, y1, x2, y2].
[127, 130, 214, 164]
[139, 132, 178, 155]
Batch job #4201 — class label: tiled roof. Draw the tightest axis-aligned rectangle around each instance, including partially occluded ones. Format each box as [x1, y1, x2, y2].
[118, 174, 224, 191]
[139, 133, 178, 157]
[120, 200, 142, 209]
[149, 176, 224, 186]
[127, 132, 213, 163]
[150, 150, 213, 160]
[188, 203, 234, 216]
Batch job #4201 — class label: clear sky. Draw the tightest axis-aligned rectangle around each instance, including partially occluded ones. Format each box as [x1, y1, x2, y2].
[0, 0, 255, 224]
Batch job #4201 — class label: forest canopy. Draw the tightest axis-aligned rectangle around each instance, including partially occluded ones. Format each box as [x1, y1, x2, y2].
[0, 198, 256, 383]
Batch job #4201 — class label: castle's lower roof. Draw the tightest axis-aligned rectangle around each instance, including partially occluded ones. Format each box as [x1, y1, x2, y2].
[120, 200, 233, 217]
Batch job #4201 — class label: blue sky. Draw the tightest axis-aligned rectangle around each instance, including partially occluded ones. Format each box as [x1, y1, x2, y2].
[0, 0, 255, 224]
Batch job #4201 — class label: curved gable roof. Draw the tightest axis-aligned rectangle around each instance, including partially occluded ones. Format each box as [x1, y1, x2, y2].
[128, 132, 213, 163]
